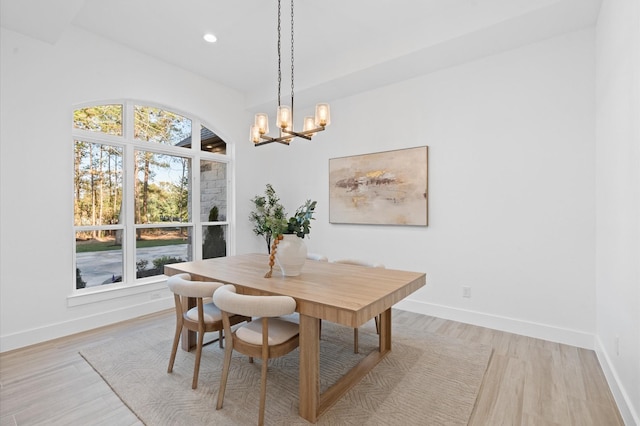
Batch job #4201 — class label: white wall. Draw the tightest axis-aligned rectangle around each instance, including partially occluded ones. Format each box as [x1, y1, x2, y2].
[0, 21, 600, 354]
[595, 0, 640, 424]
[0, 26, 246, 351]
[237, 29, 597, 348]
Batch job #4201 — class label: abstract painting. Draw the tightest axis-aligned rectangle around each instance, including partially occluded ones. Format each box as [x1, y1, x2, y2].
[329, 146, 428, 226]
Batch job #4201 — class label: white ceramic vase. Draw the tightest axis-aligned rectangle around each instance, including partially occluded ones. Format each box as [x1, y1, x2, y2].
[275, 234, 307, 276]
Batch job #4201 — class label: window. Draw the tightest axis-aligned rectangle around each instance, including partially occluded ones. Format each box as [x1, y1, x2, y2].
[73, 102, 230, 290]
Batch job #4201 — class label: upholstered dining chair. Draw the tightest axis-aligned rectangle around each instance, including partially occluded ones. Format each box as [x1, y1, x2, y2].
[306, 252, 328, 262]
[213, 284, 299, 426]
[166, 273, 249, 389]
[332, 258, 386, 353]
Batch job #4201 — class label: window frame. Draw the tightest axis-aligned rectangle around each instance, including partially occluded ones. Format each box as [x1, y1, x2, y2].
[69, 100, 233, 306]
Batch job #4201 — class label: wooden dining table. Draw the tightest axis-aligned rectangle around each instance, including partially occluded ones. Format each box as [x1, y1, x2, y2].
[165, 253, 425, 423]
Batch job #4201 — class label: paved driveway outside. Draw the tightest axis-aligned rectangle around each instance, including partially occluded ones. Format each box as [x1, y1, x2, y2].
[77, 244, 189, 286]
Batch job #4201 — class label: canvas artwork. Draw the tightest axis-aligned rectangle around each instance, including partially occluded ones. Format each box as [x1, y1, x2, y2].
[329, 146, 428, 226]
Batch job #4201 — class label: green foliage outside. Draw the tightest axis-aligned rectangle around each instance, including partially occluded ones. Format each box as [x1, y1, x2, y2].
[76, 238, 187, 253]
[74, 105, 191, 233]
[74, 105, 123, 135]
[152, 255, 185, 270]
[76, 268, 86, 289]
[136, 255, 185, 278]
[203, 206, 226, 259]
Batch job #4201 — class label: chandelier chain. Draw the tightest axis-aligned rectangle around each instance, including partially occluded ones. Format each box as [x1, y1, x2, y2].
[277, 0, 282, 107]
[251, 0, 330, 146]
[290, 0, 295, 115]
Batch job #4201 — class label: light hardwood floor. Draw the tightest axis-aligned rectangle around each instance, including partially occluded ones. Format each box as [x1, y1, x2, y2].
[0, 309, 624, 425]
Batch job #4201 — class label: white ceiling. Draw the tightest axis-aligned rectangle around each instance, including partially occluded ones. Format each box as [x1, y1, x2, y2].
[1, 0, 601, 110]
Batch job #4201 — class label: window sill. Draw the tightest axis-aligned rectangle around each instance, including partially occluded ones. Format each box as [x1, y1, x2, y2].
[67, 276, 169, 307]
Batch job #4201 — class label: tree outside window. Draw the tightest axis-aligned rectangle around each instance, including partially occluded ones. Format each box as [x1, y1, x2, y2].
[73, 102, 230, 289]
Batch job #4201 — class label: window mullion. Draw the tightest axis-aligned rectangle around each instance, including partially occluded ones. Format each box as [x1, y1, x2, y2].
[192, 156, 201, 260]
[123, 102, 136, 283]
[227, 158, 235, 256]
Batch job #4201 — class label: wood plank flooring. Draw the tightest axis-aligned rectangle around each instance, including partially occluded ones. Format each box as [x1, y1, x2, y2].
[0, 309, 624, 425]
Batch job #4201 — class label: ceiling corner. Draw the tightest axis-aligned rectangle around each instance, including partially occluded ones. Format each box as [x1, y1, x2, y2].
[0, 0, 86, 44]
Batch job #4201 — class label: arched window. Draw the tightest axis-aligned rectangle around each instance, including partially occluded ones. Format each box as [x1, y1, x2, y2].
[72, 101, 231, 290]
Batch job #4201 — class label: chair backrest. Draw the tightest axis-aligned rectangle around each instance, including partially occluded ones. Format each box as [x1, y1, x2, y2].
[213, 285, 296, 318]
[167, 273, 224, 298]
[332, 258, 385, 269]
[307, 252, 328, 262]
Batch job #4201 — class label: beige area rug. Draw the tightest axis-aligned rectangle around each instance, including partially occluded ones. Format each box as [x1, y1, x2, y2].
[80, 314, 492, 425]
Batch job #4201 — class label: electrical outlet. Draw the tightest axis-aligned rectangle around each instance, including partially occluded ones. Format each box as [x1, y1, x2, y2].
[462, 286, 471, 298]
[150, 292, 161, 300]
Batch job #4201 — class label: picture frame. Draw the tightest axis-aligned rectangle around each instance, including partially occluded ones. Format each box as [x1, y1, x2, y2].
[329, 146, 428, 226]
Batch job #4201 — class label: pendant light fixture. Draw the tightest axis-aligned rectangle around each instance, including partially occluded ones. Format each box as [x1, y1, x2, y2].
[251, 0, 331, 146]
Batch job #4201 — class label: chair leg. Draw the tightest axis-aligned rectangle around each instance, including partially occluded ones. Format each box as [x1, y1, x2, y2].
[167, 318, 183, 373]
[258, 358, 268, 426]
[218, 329, 224, 348]
[352, 318, 379, 354]
[354, 328, 359, 354]
[216, 340, 234, 410]
[192, 330, 205, 389]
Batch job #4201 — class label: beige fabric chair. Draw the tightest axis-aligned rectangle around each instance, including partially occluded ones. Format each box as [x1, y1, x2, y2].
[333, 258, 385, 269]
[306, 252, 328, 262]
[166, 273, 249, 389]
[213, 284, 299, 426]
[332, 258, 385, 353]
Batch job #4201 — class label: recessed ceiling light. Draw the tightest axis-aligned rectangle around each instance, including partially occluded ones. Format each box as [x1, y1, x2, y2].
[203, 33, 217, 43]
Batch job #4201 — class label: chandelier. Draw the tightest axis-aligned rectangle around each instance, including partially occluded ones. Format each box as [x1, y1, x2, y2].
[251, 0, 331, 146]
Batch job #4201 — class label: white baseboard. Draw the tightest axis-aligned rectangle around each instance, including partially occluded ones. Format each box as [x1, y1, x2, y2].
[595, 336, 640, 426]
[0, 297, 173, 353]
[394, 298, 595, 349]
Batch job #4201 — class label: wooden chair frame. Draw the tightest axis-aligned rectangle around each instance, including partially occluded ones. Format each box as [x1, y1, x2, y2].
[215, 287, 299, 426]
[167, 277, 249, 389]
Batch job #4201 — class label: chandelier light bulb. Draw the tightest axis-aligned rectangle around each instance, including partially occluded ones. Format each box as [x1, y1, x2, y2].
[277, 105, 292, 129]
[303, 116, 316, 133]
[315, 103, 331, 127]
[250, 125, 261, 144]
[203, 33, 217, 43]
[254, 113, 269, 135]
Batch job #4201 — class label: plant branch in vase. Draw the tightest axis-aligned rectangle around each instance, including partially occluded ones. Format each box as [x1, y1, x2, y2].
[249, 184, 286, 254]
[248, 187, 316, 279]
[285, 200, 317, 238]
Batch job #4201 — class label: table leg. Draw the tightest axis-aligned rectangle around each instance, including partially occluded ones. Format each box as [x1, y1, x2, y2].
[299, 314, 320, 423]
[379, 308, 391, 351]
[297, 309, 393, 422]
